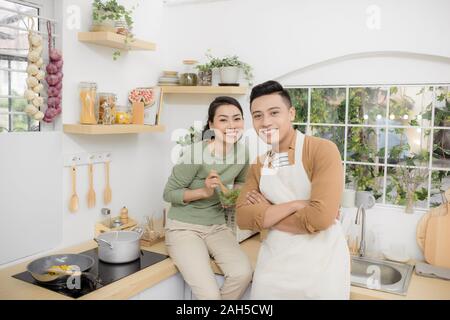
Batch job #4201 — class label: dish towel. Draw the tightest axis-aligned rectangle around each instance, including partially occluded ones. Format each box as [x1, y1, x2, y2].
[415, 262, 450, 280]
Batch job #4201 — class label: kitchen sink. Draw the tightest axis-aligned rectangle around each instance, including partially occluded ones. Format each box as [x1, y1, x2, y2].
[350, 256, 414, 295]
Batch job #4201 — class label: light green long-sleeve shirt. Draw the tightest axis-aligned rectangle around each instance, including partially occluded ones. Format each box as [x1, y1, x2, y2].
[163, 140, 249, 226]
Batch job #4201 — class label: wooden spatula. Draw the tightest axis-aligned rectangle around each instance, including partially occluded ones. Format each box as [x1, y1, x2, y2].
[69, 166, 79, 213]
[87, 163, 96, 208]
[104, 161, 112, 205]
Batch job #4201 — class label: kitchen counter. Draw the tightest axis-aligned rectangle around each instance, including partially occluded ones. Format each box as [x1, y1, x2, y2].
[0, 234, 449, 300]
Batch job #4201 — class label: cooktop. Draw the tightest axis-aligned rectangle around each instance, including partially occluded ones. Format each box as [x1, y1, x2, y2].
[12, 248, 168, 299]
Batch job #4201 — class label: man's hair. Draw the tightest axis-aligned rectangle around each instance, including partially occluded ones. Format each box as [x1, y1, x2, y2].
[250, 80, 292, 108]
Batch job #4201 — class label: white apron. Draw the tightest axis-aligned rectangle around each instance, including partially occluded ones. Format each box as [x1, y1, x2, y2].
[251, 131, 350, 300]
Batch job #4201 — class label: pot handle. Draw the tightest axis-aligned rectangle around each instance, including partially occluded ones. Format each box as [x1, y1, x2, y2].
[133, 227, 144, 239]
[94, 237, 113, 249]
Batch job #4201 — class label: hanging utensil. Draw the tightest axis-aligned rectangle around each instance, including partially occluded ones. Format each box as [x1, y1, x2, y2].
[87, 163, 96, 208]
[69, 166, 79, 213]
[104, 161, 112, 205]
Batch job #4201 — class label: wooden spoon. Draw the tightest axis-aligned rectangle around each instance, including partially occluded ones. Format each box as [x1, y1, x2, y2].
[103, 161, 112, 205]
[87, 163, 96, 208]
[69, 166, 79, 213]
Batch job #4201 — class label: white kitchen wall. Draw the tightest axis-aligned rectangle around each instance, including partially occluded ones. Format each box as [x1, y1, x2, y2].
[2, 0, 450, 268]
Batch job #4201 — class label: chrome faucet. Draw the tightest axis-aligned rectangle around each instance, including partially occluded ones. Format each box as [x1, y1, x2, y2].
[355, 204, 366, 257]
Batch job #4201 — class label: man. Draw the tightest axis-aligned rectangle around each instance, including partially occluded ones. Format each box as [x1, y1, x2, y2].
[236, 80, 350, 299]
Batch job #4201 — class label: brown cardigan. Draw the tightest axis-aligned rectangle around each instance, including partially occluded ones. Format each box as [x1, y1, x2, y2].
[236, 130, 343, 234]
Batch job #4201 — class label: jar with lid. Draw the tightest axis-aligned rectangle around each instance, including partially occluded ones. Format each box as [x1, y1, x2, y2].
[98, 92, 117, 125]
[79, 82, 98, 124]
[179, 60, 198, 86]
[115, 105, 132, 124]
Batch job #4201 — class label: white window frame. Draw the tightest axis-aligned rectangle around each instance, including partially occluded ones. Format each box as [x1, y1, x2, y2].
[287, 83, 450, 210]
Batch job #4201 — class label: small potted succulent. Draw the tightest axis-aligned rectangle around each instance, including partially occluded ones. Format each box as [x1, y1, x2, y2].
[196, 62, 213, 86]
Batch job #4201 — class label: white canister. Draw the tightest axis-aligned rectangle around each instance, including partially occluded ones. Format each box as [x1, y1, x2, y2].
[341, 189, 356, 208]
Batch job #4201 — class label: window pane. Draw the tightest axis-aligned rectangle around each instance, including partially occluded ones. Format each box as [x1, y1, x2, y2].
[12, 114, 28, 132]
[389, 86, 433, 127]
[0, 97, 7, 112]
[432, 129, 450, 169]
[386, 166, 429, 208]
[349, 87, 388, 125]
[0, 69, 7, 96]
[287, 88, 308, 123]
[0, 0, 39, 56]
[11, 97, 27, 112]
[345, 164, 384, 201]
[293, 124, 306, 134]
[347, 127, 386, 163]
[387, 127, 430, 166]
[11, 67, 27, 97]
[311, 88, 346, 124]
[311, 126, 345, 159]
[0, 114, 9, 132]
[430, 170, 450, 207]
[434, 86, 450, 127]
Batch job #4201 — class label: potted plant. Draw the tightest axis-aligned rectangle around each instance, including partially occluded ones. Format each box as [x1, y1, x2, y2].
[91, 0, 136, 60]
[202, 50, 253, 85]
[196, 62, 213, 86]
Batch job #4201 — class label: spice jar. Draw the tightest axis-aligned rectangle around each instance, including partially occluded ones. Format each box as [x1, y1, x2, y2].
[79, 82, 97, 124]
[115, 105, 132, 124]
[98, 92, 117, 125]
[179, 60, 198, 86]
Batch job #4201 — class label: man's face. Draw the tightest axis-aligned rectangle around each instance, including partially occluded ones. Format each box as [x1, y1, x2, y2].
[250, 93, 295, 146]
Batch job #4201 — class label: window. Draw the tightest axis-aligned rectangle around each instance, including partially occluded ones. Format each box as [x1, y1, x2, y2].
[0, 0, 43, 132]
[288, 85, 450, 209]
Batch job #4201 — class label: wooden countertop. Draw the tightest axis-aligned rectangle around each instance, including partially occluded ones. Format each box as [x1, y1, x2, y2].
[0, 235, 449, 300]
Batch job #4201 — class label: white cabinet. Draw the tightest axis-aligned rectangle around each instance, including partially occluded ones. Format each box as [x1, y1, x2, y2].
[185, 275, 252, 300]
[130, 273, 185, 300]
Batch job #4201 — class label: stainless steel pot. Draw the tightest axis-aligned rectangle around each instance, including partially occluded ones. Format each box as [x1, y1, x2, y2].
[94, 229, 143, 264]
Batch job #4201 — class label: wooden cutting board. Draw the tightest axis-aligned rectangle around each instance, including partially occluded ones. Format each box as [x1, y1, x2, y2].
[417, 190, 450, 268]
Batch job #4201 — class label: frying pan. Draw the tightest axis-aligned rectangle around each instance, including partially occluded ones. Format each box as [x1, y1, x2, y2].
[26, 254, 95, 284]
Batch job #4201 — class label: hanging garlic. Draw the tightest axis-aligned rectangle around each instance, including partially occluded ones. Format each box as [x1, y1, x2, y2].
[26, 76, 39, 88]
[25, 104, 39, 116]
[35, 70, 46, 81]
[24, 89, 37, 100]
[27, 64, 39, 76]
[36, 58, 44, 68]
[32, 84, 44, 93]
[33, 111, 44, 121]
[30, 33, 43, 47]
[32, 96, 44, 107]
[28, 50, 40, 63]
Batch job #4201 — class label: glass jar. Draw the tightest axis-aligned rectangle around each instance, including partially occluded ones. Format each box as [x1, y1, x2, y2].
[98, 92, 117, 125]
[115, 105, 132, 124]
[179, 60, 198, 86]
[79, 82, 97, 124]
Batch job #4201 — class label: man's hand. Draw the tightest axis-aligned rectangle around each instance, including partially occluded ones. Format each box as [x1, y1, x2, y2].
[245, 190, 271, 205]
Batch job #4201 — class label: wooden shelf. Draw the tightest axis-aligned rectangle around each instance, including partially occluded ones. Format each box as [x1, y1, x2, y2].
[78, 32, 156, 51]
[160, 86, 248, 95]
[63, 124, 165, 135]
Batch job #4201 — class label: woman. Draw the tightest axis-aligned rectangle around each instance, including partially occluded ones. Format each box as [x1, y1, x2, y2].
[236, 80, 350, 300]
[163, 96, 252, 300]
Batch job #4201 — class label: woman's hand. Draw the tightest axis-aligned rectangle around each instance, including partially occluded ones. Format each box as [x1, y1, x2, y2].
[202, 170, 220, 198]
[245, 190, 271, 205]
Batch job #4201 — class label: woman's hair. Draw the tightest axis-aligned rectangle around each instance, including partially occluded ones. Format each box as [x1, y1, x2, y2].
[202, 96, 243, 140]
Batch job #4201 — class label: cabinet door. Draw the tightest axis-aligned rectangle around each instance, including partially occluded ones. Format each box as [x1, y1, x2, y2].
[185, 275, 252, 300]
[138, 273, 185, 300]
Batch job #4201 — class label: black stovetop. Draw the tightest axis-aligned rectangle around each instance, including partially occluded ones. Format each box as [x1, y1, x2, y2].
[12, 248, 168, 299]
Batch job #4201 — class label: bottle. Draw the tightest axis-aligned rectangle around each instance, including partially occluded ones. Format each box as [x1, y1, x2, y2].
[120, 206, 129, 224]
[179, 60, 198, 86]
[79, 82, 97, 124]
[101, 207, 111, 228]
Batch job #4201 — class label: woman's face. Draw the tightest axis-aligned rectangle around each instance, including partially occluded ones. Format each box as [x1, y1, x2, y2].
[209, 104, 244, 144]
